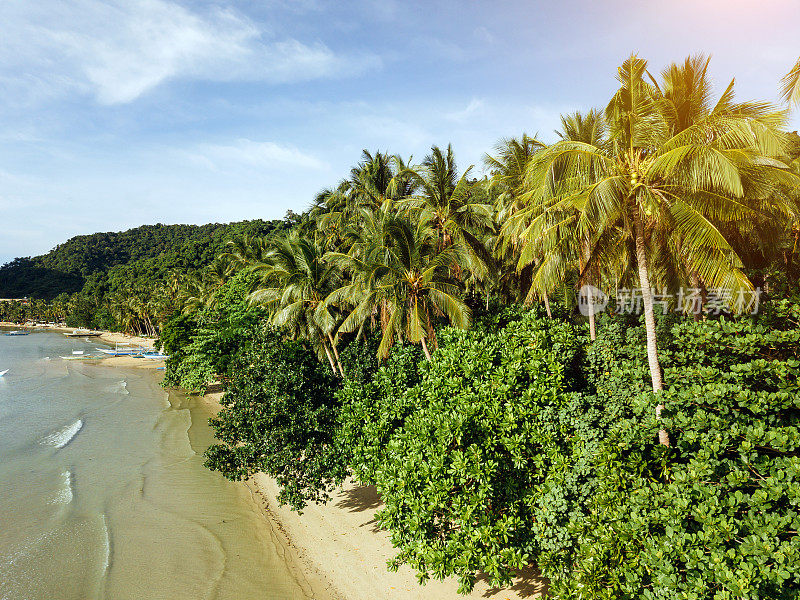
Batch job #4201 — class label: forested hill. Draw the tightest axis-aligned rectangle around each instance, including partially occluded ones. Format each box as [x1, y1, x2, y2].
[0, 220, 285, 300]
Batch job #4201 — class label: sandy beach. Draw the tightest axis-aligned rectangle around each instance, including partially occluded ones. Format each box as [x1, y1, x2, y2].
[201, 389, 547, 600]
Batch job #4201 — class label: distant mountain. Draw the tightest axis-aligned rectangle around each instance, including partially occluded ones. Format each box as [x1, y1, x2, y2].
[0, 220, 285, 300]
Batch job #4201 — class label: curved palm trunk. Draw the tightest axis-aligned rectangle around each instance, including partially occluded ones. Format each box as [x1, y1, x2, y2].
[633, 212, 669, 447]
[323, 344, 338, 375]
[582, 240, 596, 341]
[420, 336, 432, 361]
[690, 271, 703, 322]
[543, 292, 552, 318]
[327, 332, 345, 377]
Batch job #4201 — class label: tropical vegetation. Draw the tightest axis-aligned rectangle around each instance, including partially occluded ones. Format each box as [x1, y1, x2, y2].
[4, 54, 800, 598]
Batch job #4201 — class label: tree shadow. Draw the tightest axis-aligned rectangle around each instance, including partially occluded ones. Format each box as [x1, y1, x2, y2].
[477, 564, 549, 598]
[204, 382, 224, 395]
[335, 484, 383, 512]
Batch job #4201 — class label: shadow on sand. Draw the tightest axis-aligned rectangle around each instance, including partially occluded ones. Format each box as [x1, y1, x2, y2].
[477, 564, 549, 598]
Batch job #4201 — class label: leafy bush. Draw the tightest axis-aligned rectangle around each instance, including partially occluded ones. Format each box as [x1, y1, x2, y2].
[161, 271, 267, 393]
[364, 313, 595, 593]
[547, 308, 800, 599]
[336, 343, 424, 482]
[204, 326, 347, 511]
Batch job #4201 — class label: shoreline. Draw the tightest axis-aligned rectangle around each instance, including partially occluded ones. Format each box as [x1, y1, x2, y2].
[199, 389, 547, 600]
[0, 322, 157, 350]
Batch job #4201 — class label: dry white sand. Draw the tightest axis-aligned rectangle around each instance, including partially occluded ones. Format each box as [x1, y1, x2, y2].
[202, 390, 547, 600]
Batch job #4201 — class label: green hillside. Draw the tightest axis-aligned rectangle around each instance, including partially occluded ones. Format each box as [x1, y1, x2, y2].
[0, 220, 286, 300]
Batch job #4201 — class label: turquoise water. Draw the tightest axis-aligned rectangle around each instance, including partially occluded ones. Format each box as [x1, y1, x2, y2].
[0, 330, 317, 600]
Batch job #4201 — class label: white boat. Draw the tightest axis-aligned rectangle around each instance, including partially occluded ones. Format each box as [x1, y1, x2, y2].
[61, 351, 98, 360]
[64, 329, 101, 337]
[4, 330, 29, 336]
[95, 343, 147, 357]
[141, 352, 169, 360]
[0, 369, 8, 377]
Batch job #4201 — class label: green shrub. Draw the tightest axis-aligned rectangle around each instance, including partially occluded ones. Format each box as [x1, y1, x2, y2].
[548, 309, 800, 599]
[336, 343, 424, 483]
[204, 326, 347, 511]
[367, 313, 595, 593]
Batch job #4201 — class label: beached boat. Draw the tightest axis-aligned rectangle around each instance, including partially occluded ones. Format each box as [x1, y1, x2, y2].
[95, 343, 147, 357]
[4, 331, 29, 336]
[64, 329, 102, 337]
[141, 352, 169, 360]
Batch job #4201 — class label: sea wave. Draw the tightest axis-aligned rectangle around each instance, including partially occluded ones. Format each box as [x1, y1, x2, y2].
[104, 380, 128, 395]
[41, 419, 83, 449]
[51, 470, 73, 504]
[101, 514, 110, 574]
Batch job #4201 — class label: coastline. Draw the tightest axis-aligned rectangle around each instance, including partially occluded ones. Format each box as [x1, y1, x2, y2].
[200, 389, 547, 600]
[0, 322, 157, 350]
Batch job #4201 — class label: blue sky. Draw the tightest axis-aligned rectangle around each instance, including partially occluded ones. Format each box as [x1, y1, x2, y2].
[1, 0, 798, 264]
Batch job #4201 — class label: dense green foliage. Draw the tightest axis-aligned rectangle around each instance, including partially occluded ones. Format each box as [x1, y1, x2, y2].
[546, 309, 800, 599]
[204, 326, 346, 511]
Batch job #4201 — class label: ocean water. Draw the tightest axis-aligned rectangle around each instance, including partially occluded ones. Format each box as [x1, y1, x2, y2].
[0, 330, 317, 600]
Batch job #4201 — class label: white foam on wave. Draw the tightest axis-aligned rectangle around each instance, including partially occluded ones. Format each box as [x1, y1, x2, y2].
[104, 380, 129, 395]
[41, 419, 83, 449]
[101, 514, 110, 574]
[50, 470, 73, 504]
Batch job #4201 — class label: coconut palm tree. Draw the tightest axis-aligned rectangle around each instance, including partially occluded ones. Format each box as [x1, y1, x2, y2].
[485, 134, 548, 308]
[524, 55, 793, 445]
[400, 145, 495, 279]
[327, 214, 470, 360]
[248, 234, 345, 375]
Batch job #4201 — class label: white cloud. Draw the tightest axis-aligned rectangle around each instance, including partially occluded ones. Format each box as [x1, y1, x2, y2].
[445, 98, 486, 122]
[190, 139, 328, 171]
[0, 0, 380, 105]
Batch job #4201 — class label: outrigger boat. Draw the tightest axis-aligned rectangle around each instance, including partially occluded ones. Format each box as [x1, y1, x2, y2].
[4, 330, 29, 336]
[95, 343, 147, 357]
[0, 369, 8, 377]
[64, 329, 102, 337]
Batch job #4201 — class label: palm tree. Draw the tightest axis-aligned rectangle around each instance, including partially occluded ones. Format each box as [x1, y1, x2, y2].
[524, 55, 793, 445]
[248, 234, 344, 375]
[327, 214, 470, 360]
[400, 145, 495, 279]
[485, 134, 548, 308]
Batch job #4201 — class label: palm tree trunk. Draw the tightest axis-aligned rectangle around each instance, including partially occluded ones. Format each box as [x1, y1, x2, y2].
[582, 240, 596, 340]
[587, 286, 596, 340]
[543, 292, 552, 318]
[327, 332, 345, 377]
[633, 212, 669, 447]
[420, 336, 432, 361]
[690, 271, 702, 322]
[323, 344, 338, 375]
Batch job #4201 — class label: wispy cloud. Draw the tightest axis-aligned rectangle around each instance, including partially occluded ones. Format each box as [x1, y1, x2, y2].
[189, 139, 328, 171]
[0, 0, 381, 105]
[445, 98, 486, 122]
